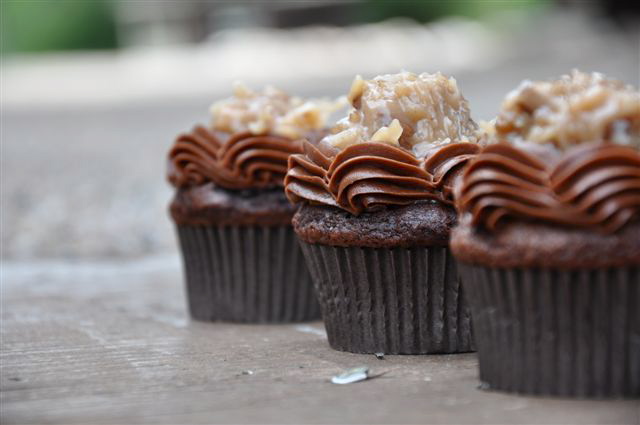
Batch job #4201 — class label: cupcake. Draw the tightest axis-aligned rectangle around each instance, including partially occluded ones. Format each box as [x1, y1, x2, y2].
[452, 70, 640, 397]
[285, 72, 481, 354]
[168, 83, 338, 322]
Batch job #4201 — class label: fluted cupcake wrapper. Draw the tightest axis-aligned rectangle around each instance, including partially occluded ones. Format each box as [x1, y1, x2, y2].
[459, 264, 640, 398]
[299, 242, 475, 354]
[176, 225, 321, 323]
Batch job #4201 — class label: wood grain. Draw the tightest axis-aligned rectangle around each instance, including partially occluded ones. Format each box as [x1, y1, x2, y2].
[1, 257, 638, 424]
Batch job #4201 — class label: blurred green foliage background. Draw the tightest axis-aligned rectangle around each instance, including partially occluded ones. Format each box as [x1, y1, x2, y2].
[1, 0, 548, 54]
[1, 0, 117, 53]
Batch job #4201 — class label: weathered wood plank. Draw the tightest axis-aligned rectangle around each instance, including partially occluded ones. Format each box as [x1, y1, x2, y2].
[1, 258, 638, 424]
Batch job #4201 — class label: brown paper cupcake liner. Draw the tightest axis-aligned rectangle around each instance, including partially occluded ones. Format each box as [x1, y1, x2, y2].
[176, 225, 321, 323]
[299, 242, 475, 354]
[459, 264, 640, 398]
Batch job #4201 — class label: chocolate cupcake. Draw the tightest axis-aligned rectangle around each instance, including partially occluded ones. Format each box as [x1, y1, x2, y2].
[168, 83, 338, 322]
[285, 72, 481, 354]
[452, 70, 640, 397]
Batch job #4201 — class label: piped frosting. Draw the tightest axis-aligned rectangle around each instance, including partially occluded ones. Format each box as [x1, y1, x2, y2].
[457, 71, 640, 234]
[169, 83, 339, 190]
[285, 71, 482, 214]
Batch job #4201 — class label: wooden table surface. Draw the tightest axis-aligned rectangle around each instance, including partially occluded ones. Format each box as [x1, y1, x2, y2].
[1, 257, 638, 424]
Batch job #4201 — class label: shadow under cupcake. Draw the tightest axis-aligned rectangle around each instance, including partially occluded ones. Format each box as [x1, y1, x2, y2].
[285, 72, 481, 354]
[452, 70, 640, 398]
[167, 83, 338, 323]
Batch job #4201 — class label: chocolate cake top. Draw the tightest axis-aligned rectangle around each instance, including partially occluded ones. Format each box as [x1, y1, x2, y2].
[285, 72, 482, 215]
[456, 71, 640, 236]
[493, 70, 640, 151]
[168, 83, 339, 190]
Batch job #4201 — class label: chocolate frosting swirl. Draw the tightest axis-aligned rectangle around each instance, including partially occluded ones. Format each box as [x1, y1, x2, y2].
[285, 141, 480, 215]
[456, 143, 640, 233]
[168, 125, 303, 190]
